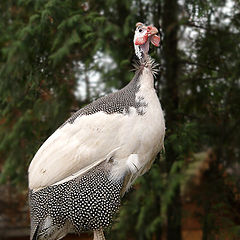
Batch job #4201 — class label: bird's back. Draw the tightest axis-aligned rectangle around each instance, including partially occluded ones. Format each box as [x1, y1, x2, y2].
[28, 69, 150, 190]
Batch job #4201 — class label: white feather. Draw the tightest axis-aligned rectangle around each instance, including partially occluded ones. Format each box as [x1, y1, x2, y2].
[109, 68, 165, 191]
[28, 67, 165, 192]
[126, 154, 140, 174]
[50, 147, 121, 190]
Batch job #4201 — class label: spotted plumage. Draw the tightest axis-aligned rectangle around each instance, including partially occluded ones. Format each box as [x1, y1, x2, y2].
[30, 163, 123, 240]
[63, 71, 147, 126]
[28, 23, 165, 240]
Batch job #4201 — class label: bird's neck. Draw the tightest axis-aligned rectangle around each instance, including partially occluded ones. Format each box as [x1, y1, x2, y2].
[138, 67, 154, 89]
[127, 63, 155, 94]
[132, 55, 158, 79]
[134, 40, 150, 61]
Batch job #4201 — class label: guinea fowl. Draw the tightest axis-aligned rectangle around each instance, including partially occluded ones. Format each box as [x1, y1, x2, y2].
[28, 22, 165, 240]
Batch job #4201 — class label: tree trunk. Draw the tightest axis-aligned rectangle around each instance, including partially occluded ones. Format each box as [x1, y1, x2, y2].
[162, 0, 181, 239]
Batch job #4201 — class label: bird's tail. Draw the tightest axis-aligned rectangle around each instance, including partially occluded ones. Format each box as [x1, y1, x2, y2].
[31, 225, 39, 240]
[30, 216, 70, 240]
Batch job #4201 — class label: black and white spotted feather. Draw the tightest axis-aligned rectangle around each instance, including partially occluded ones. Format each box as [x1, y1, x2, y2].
[63, 70, 146, 126]
[30, 163, 123, 240]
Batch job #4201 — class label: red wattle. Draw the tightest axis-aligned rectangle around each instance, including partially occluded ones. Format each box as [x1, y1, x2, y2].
[135, 34, 148, 45]
[150, 35, 160, 47]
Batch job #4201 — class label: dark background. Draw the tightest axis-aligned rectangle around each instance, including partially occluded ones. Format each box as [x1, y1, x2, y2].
[0, 0, 240, 239]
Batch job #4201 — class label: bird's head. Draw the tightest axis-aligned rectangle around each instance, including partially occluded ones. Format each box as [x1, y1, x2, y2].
[133, 22, 161, 60]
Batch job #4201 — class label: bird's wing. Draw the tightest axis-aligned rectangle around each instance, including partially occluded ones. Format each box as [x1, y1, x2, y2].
[28, 111, 132, 191]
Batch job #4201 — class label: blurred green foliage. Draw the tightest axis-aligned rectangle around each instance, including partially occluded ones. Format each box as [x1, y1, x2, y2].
[0, 0, 240, 239]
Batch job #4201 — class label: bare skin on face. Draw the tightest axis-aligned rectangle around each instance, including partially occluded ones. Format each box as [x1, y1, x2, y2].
[133, 22, 161, 60]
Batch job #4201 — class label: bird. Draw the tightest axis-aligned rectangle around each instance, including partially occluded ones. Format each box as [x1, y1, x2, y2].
[28, 22, 165, 240]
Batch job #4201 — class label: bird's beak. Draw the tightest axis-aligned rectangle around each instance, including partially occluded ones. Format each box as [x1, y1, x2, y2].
[147, 26, 160, 47]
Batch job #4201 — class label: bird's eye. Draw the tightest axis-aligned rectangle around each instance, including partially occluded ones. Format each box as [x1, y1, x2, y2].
[139, 29, 142, 32]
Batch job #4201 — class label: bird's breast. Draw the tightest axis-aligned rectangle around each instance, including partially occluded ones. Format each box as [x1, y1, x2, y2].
[113, 70, 165, 177]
